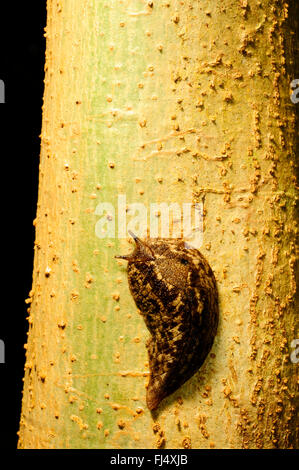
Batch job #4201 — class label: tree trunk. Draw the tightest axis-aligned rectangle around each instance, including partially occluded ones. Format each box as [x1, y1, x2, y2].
[18, 0, 298, 449]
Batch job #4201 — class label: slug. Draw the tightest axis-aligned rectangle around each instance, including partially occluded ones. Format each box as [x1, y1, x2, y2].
[116, 231, 219, 410]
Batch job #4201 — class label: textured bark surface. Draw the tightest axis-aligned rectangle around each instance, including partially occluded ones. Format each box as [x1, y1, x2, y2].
[18, 0, 298, 449]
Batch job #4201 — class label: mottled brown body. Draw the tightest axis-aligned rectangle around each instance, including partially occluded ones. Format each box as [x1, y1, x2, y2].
[116, 232, 219, 410]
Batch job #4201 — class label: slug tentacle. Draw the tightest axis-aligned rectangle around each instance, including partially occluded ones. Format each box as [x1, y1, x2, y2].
[115, 233, 219, 410]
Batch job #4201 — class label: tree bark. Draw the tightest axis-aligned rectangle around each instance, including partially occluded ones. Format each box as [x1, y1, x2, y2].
[18, 0, 298, 449]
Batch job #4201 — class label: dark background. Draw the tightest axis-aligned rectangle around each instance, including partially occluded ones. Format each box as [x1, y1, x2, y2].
[0, 3, 46, 449]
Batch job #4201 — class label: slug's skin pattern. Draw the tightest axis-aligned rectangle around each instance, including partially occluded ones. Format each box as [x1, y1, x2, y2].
[116, 232, 219, 411]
